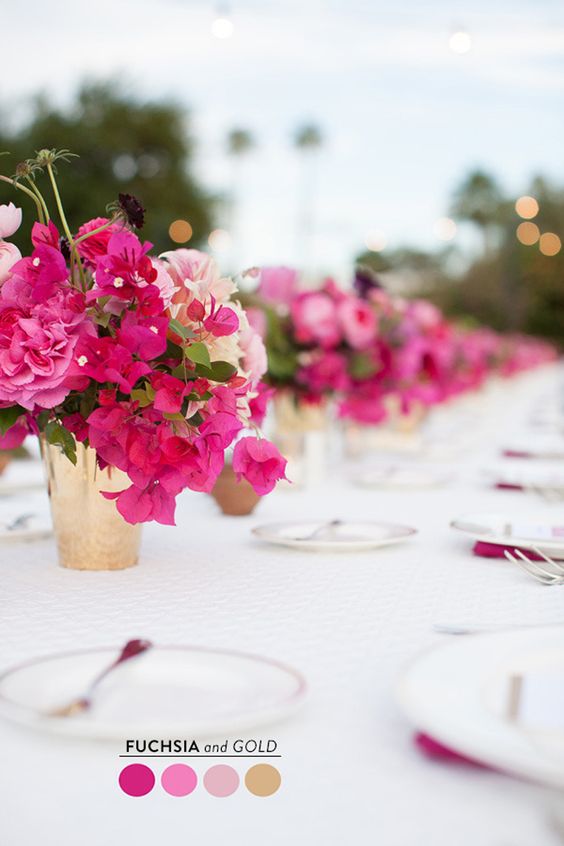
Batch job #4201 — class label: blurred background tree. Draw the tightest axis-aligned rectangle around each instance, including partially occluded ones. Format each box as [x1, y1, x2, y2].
[294, 123, 323, 270]
[0, 82, 215, 253]
[357, 170, 564, 344]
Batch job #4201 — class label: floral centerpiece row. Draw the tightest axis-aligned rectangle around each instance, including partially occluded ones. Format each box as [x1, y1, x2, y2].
[247, 265, 556, 428]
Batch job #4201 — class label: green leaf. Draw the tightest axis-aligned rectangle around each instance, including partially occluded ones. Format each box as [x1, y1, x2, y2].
[187, 410, 204, 427]
[131, 388, 152, 408]
[349, 352, 379, 380]
[0, 405, 25, 436]
[207, 360, 237, 382]
[163, 412, 185, 421]
[185, 341, 211, 370]
[159, 339, 184, 361]
[169, 318, 189, 340]
[45, 421, 77, 465]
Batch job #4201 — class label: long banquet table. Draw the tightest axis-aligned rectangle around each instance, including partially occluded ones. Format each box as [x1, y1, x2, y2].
[1, 365, 563, 845]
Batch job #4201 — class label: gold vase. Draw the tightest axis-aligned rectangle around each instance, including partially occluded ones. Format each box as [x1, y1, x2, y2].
[42, 439, 141, 571]
[273, 394, 330, 488]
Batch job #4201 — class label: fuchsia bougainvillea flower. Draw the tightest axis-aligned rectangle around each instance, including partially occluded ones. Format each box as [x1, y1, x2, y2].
[0, 154, 287, 525]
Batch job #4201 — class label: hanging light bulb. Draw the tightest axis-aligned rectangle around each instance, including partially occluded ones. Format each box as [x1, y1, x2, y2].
[212, 3, 234, 38]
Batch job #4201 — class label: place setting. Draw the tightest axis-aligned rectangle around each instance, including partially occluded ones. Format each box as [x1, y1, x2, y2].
[0, 638, 307, 741]
[251, 518, 418, 552]
[396, 624, 564, 788]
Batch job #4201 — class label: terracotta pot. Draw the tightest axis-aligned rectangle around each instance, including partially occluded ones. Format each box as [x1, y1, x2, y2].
[211, 465, 260, 516]
[0, 452, 11, 476]
[42, 439, 141, 570]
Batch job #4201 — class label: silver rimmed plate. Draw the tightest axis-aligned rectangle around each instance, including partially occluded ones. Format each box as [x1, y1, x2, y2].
[252, 519, 417, 551]
[0, 645, 307, 740]
[451, 512, 564, 557]
[396, 626, 564, 787]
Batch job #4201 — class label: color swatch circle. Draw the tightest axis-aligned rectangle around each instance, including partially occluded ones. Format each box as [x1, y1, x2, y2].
[245, 764, 281, 797]
[118, 764, 155, 797]
[161, 764, 198, 797]
[203, 764, 239, 797]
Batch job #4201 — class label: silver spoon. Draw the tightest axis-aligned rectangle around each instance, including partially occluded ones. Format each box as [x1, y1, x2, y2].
[48, 638, 153, 718]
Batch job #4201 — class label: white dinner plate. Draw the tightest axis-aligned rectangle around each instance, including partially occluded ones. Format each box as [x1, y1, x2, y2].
[0, 511, 52, 542]
[352, 464, 453, 490]
[0, 645, 307, 740]
[397, 626, 564, 787]
[450, 512, 564, 557]
[252, 519, 417, 551]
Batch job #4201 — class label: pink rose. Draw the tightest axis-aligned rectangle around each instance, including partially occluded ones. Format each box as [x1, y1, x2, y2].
[258, 266, 298, 305]
[0, 276, 90, 410]
[76, 217, 121, 265]
[291, 292, 341, 348]
[232, 437, 288, 494]
[0, 203, 22, 239]
[337, 297, 377, 349]
[0, 241, 22, 285]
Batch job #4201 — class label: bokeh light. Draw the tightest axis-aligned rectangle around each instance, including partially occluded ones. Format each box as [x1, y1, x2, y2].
[434, 217, 457, 241]
[208, 228, 232, 252]
[539, 232, 562, 256]
[364, 230, 387, 252]
[516, 222, 540, 245]
[211, 17, 234, 38]
[168, 219, 193, 243]
[515, 196, 539, 219]
[449, 31, 472, 54]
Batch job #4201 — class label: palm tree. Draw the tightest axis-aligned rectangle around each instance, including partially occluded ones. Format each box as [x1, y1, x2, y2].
[450, 170, 505, 255]
[226, 128, 255, 266]
[294, 123, 323, 271]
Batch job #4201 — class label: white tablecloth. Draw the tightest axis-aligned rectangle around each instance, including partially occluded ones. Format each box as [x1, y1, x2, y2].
[1, 366, 563, 846]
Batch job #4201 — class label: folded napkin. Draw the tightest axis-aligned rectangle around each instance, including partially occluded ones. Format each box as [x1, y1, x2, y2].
[414, 732, 488, 768]
[502, 449, 531, 458]
[473, 541, 543, 560]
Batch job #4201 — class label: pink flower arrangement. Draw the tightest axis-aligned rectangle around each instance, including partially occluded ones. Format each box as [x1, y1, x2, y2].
[250, 265, 556, 424]
[0, 150, 287, 525]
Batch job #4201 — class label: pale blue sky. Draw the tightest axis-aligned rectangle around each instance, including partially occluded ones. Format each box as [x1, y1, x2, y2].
[2, 0, 564, 277]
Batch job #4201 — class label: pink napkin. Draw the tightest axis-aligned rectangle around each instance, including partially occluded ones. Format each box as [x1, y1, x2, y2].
[502, 449, 531, 458]
[414, 733, 489, 768]
[473, 541, 543, 560]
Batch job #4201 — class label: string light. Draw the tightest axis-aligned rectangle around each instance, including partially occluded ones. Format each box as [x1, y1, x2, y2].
[211, 16, 234, 38]
[434, 217, 457, 241]
[539, 232, 561, 256]
[364, 231, 387, 252]
[449, 30, 472, 54]
[208, 229, 232, 252]
[168, 219, 193, 244]
[515, 196, 539, 220]
[516, 222, 540, 245]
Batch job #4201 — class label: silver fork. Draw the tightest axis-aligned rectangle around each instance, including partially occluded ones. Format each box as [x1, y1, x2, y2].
[504, 547, 564, 585]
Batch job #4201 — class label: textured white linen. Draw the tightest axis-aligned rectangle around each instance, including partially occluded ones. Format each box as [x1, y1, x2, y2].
[0, 365, 563, 845]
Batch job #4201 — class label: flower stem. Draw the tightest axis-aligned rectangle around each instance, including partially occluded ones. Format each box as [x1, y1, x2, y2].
[24, 177, 50, 224]
[46, 163, 87, 292]
[0, 174, 44, 221]
[74, 217, 119, 245]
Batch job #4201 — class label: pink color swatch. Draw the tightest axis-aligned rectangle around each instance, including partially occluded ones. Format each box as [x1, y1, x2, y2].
[203, 764, 240, 797]
[118, 764, 155, 797]
[161, 764, 198, 797]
